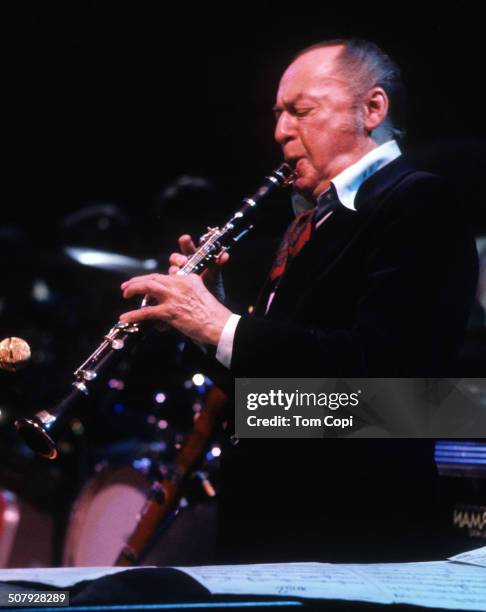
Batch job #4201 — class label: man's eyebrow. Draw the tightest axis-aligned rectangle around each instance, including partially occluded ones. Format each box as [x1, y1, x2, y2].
[272, 94, 321, 111]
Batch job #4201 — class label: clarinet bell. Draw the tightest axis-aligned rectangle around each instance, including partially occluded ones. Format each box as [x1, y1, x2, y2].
[15, 413, 58, 460]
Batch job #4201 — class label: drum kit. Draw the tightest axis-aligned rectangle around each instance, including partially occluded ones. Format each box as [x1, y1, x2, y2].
[0, 220, 223, 568]
[63, 460, 219, 567]
[58, 382, 224, 568]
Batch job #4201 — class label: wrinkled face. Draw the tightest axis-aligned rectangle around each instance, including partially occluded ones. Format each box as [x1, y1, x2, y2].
[274, 46, 369, 200]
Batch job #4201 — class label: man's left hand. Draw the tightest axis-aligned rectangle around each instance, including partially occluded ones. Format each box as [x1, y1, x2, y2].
[120, 273, 233, 346]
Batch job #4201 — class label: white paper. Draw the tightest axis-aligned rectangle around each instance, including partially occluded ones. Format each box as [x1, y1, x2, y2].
[176, 563, 392, 603]
[0, 566, 154, 588]
[177, 560, 486, 611]
[1, 556, 485, 610]
[344, 561, 486, 611]
[449, 545, 486, 568]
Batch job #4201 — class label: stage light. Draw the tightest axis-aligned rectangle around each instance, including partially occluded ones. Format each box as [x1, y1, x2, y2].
[108, 378, 125, 390]
[32, 279, 50, 302]
[192, 373, 205, 387]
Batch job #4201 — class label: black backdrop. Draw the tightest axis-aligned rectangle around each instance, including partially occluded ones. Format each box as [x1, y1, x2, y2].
[5, 1, 486, 230]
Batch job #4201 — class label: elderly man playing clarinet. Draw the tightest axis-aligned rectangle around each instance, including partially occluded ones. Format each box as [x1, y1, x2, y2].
[120, 39, 477, 563]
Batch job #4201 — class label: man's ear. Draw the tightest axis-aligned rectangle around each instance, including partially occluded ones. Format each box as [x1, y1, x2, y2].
[363, 86, 389, 134]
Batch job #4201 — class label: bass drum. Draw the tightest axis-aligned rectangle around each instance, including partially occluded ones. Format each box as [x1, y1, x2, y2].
[63, 465, 217, 567]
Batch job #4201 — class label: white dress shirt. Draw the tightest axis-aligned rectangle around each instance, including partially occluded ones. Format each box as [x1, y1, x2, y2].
[215, 140, 402, 369]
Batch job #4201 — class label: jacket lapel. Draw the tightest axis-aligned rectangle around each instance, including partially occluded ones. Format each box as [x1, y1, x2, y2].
[255, 156, 429, 318]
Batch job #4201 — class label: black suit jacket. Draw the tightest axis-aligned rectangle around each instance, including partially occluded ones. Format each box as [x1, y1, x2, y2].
[217, 156, 478, 564]
[231, 156, 478, 377]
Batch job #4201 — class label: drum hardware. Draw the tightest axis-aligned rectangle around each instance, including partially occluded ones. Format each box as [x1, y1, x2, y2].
[115, 385, 227, 566]
[62, 404, 222, 568]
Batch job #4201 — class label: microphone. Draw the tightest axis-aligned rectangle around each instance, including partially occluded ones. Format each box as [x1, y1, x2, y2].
[0, 337, 31, 372]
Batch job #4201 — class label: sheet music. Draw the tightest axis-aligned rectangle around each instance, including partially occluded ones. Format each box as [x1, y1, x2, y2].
[176, 563, 392, 603]
[0, 566, 154, 588]
[344, 561, 486, 610]
[449, 546, 486, 568]
[178, 560, 486, 610]
[0, 553, 485, 610]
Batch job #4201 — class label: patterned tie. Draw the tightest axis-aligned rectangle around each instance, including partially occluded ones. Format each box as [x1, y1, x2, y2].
[260, 186, 339, 315]
[269, 207, 315, 282]
[269, 184, 340, 283]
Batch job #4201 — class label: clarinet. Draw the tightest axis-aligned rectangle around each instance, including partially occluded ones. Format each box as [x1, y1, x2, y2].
[15, 163, 294, 460]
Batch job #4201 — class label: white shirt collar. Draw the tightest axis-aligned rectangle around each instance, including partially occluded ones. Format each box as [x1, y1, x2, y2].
[291, 140, 402, 217]
[329, 139, 401, 211]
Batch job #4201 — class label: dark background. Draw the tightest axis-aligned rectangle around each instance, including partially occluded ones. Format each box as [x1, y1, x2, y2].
[4, 1, 486, 229]
[0, 0, 485, 565]
[4, 0, 486, 312]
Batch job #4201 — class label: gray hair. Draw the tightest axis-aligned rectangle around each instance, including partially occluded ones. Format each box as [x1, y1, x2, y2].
[296, 38, 406, 143]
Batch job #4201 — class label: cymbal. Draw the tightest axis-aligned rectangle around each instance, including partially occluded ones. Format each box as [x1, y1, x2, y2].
[63, 246, 159, 274]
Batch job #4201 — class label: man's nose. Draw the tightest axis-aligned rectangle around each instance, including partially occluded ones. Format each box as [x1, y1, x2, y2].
[274, 112, 295, 146]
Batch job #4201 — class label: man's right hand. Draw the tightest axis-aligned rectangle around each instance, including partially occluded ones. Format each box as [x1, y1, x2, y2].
[168, 234, 229, 302]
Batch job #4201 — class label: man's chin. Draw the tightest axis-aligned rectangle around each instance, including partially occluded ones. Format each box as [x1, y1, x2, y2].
[293, 177, 317, 202]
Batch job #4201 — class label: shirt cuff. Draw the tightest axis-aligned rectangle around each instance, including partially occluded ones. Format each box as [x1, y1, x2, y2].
[215, 314, 241, 369]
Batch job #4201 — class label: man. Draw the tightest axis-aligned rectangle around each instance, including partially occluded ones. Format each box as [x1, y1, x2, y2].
[120, 39, 475, 378]
[120, 40, 477, 561]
